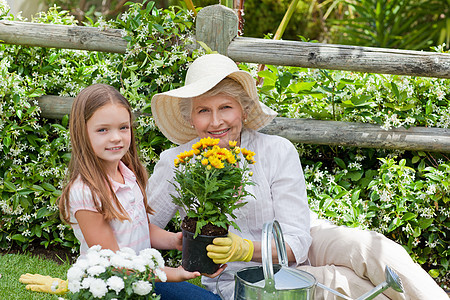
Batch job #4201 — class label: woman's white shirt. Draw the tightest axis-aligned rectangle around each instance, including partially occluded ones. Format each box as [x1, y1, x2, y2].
[148, 129, 312, 297]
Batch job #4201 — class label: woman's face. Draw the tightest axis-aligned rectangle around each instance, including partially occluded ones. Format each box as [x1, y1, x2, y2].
[191, 94, 246, 148]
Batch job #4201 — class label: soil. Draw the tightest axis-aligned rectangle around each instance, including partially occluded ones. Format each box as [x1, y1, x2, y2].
[181, 216, 228, 236]
[0, 241, 76, 265]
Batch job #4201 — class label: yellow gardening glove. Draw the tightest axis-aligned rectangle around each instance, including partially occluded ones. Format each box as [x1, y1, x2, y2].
[19, 273, 68, 295]
[206, 232, 254, 264]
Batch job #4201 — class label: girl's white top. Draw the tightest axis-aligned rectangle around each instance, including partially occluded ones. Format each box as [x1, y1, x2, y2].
[148, 129, 319, 299]
[69, 161, 151, 258]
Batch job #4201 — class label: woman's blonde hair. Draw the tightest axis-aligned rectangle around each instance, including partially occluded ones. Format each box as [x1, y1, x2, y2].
[58, 84, 153, 224]
[179, 77, 255, 122]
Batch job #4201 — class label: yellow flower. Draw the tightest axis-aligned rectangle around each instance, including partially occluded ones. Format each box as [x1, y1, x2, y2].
[177, 150, 195, 163]
[174, 158, 180, 167]
[209, 156, 224, 169]
[226, 151, 236, 164]
[249, 171, 253, 176]
[201, 158, 209, 166]
[200, 137, 220, 148]
[228, 140, 237, 148]
[241, 148, 255, 163]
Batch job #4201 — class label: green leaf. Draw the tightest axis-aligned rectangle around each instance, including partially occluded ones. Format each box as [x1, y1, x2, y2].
[402, 212, 416, 221]
[4, 181, 17, 192]
[419, 218, 433, 229]
[3, 136, 11, 148]
[347, 171, 363, 181]
[41, 182, 57, 192]
[37, 207, 54, 218]
[334, 157, 346, 169]
[288, 81, 316, 93]
[11, 234, 27, 242]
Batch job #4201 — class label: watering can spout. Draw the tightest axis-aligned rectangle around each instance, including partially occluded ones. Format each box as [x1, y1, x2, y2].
[316, 265, 404, 300]
[355, 266, 404, 300]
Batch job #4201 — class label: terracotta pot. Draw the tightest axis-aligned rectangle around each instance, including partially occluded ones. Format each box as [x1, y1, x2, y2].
[181, 228, 225, 274]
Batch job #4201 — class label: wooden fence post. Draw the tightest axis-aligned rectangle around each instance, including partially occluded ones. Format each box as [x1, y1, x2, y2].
[195, 4, 238, 55]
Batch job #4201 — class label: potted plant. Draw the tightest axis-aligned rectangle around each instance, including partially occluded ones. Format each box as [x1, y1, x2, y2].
[170, 137, 255, 274]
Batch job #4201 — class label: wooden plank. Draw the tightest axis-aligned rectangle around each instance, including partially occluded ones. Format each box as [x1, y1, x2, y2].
[227, 37, 450, 79]
[38, 95, 73, 119]
[0, 20, 127, 53]
[38, 96, 450, 153]
[195, 4, 238, 55]
[260, 117, 450, 153]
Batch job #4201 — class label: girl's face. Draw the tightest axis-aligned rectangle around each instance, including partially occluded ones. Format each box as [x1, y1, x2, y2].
[191, 94, 246, 148]
[87, 103, 131, 173]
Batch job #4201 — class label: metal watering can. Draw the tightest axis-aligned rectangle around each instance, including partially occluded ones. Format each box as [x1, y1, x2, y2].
[217, 220, 404, 300]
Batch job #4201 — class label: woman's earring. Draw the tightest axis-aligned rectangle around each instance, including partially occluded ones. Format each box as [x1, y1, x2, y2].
[191, 125, 194, 128]
[244, 119, 248, 124]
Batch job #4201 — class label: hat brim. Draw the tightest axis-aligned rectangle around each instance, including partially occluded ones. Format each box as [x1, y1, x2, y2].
[151, 70, 276, 145]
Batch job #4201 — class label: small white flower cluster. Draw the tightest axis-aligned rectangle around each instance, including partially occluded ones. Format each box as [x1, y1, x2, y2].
[67, 245, 166, 299]
[0, 0, 8, 16]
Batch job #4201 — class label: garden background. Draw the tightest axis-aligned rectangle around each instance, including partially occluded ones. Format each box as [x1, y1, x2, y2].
[0, 0, 449, 297]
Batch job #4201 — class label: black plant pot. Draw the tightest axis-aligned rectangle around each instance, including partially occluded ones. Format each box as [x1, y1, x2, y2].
[182, 229, 224, 274]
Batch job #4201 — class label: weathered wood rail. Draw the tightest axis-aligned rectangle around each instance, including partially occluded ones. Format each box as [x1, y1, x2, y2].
[37, 96, 450, 153]
[2, 5, 450, 152]
[0, 20, 127, 53]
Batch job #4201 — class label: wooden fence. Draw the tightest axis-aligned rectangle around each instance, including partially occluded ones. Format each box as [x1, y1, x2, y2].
[1, 5, 449, 153]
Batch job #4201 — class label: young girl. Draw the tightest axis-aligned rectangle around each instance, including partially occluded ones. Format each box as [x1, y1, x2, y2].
[20, 84, 223, 299]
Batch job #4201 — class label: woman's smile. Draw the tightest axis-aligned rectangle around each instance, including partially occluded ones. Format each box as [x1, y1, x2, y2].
[191, 94, 245, 148]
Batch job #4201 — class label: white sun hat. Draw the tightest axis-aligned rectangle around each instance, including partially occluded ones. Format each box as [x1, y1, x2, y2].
[151, 53, 277, 145]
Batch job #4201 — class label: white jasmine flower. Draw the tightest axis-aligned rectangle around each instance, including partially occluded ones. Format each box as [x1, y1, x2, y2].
[89, 278, 108, 298]
[132, 280, 152, 296]
[106, 276, 125, 294]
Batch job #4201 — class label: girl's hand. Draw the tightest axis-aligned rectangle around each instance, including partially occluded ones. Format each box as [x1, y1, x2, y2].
[164, 266, 201, 282]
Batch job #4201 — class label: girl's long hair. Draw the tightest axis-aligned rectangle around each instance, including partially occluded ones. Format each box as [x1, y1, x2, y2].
[59, 84, 154, 224]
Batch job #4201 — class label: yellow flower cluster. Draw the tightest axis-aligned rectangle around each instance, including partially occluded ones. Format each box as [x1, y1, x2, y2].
[174, 138, 255, 170]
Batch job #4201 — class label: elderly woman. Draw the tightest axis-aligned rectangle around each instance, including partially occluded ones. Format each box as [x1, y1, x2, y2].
[149, 54, 447, 300]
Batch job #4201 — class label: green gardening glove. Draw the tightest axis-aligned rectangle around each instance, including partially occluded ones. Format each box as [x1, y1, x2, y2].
[206, 232, 254, 264]
[19, 273, 68, 295]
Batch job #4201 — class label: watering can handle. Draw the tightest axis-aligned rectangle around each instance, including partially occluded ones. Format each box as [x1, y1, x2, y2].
[261, 220, 289, 290]
[215, 270, 235, 300]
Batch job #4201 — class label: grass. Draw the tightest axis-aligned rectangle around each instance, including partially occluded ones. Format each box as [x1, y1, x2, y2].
[0, 252, 205, 299]
[0, 252, 71, 300]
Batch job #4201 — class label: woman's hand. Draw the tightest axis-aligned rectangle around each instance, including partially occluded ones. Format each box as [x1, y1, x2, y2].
[202, 264, 227, 278]
[207, 232, 254, 264]
[174, 231, 183, 251]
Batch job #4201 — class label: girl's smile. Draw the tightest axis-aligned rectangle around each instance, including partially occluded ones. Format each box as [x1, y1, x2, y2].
[86, 103, 131, 175]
